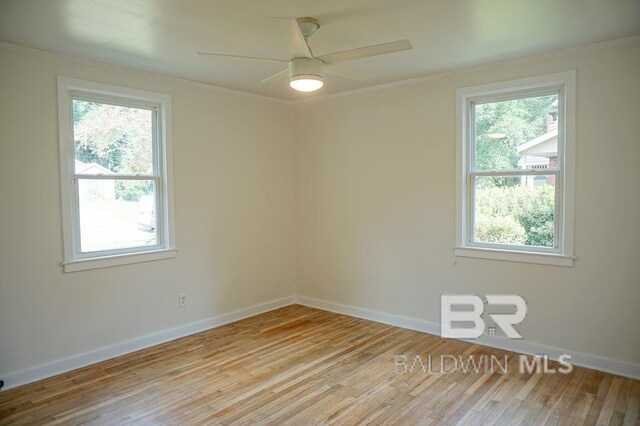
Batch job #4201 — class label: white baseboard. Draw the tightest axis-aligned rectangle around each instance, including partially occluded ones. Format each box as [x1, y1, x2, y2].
[3, 294, 637, 391]
[295, 295, 640, 380]
[2, 296, 296, 390]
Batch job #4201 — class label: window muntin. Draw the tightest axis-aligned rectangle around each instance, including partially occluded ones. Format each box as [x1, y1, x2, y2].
[58, 77, 175, 271]
[455, 71, 575, 266]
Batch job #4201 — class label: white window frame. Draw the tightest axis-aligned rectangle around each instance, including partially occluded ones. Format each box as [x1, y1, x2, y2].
[455, 71, 576, 267]
[57, 77, 176, 272]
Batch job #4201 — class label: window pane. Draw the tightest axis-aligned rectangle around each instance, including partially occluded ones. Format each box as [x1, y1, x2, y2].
[473, 175, 556, 248]
[474, 94, 559, 171]
[78, 179, 158, 252]
[73, 99, 154, 175]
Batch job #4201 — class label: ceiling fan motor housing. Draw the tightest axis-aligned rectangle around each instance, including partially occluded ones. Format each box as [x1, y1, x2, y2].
[289, 57, 325, 82]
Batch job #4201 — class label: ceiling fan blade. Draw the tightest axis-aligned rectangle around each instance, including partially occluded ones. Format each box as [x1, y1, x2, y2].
[261, 69, 289, 84]
[270, 17, 313, 58]
[325, 65, 373, 81]
[288, 18, 313, 58]
[320, 39, 412, 65]
[197, 52, 288, 64]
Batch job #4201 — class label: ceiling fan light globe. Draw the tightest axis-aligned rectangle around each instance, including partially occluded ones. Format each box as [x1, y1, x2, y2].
[290, 75, 324, 92]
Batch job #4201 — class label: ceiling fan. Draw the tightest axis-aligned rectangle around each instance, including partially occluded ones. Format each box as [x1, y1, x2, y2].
[197, 17, 412, 92]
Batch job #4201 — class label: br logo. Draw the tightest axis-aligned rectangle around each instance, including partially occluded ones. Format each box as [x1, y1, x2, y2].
[440, 295, 527, 339]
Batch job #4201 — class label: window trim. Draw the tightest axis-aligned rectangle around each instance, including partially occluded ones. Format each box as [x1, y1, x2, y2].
[455, 71, 576, 267]
[57, 77, 176, 272]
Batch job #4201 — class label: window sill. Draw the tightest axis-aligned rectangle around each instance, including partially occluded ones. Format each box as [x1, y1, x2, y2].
[62, 248, 177, 273]
[454, 246, 574, 267]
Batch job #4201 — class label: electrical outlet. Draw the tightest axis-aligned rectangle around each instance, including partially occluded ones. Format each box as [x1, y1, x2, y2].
[179, 293, 187, 308]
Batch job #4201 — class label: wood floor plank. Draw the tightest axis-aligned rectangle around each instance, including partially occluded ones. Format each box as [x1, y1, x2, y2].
[0, 305, 638, 425]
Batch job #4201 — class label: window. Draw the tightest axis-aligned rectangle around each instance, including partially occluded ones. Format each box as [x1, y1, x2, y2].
[58, 77, 175, 272]
[455, 71, 575, 266]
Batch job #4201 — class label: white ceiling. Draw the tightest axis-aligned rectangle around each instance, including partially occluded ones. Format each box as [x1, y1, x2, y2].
[1, 0, 639, 100]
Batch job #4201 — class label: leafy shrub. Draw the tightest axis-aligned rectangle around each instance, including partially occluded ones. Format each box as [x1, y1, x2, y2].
[515, 185, 555, 247]
[475, 184, 555, 247]
[115, 180, 153, 202]
[475, 213, 526, 245]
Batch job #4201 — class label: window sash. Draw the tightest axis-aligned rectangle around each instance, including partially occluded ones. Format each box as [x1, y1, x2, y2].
[72, 176, 164, 258]
[466, 172, 562, 254]
[69, 95, 165, 259]
[463, 86, 566, 255]
[71, 92, 160, 111]
[469, 169, 559, 177]
[468, 87, 564, 174]
[73, 174, 159, 180]
[469, 87, 562, 107]
[70, 94, 160, 177]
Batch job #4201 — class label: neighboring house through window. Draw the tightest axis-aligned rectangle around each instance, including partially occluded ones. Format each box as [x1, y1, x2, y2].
[57, 77, 176, 272]
[455, 71, 575, 266]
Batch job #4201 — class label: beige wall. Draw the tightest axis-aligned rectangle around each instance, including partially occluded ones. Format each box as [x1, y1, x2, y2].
[294, 39, 640, 365]
[1, 38, 639, 383]
[0, 46, 296, 377]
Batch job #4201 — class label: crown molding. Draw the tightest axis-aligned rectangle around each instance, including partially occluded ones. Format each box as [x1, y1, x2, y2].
[0, 41, 295, 105]
[1, 34, 638, 105]
[292, 34, 640, 104]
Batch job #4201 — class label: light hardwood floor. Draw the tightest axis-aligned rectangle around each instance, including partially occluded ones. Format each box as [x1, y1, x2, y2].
[0, 305, 638, 425]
